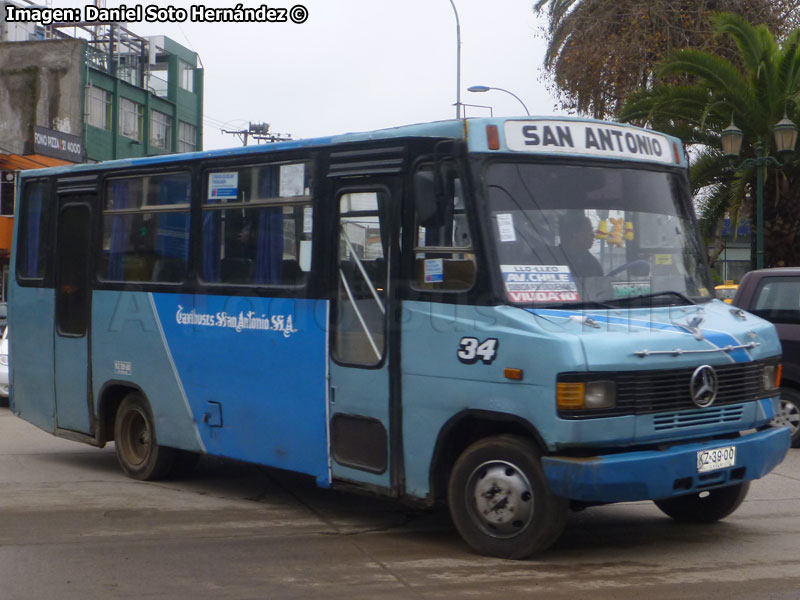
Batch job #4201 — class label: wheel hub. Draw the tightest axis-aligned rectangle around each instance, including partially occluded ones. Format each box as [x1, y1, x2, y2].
[773, 399, 800, 434]
[468, 460, 534, 538]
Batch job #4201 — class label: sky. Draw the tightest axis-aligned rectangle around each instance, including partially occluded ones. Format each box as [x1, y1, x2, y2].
[48, 0, 560, 150]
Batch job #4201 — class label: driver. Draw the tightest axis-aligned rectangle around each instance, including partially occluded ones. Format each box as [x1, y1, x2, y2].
[557, 213, 603, 277]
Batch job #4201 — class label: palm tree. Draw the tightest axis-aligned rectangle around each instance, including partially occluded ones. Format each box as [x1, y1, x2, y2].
[534, 0, 800, 119]
[619, 12, 800, 269]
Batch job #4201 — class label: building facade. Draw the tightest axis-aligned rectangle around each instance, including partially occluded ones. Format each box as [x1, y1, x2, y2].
[0, 1, 203, 299]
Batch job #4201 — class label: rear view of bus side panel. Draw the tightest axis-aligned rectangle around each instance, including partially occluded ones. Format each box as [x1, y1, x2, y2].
[90, 290, 204, 454]
[9, 177, 58, 432]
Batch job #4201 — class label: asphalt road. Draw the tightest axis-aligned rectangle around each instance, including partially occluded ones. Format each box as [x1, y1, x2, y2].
[1, 403, 799, 600]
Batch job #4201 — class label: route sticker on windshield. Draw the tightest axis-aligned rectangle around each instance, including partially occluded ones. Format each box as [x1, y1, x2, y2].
[424, 258, 444, 283]
[501, 265, 580, 304]
[496, 213, 517, 242]
[612, 281, 651, 299]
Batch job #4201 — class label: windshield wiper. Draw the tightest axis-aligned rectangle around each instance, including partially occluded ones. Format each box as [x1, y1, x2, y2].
[536, 300, 619, 310]
[610, 291, 697, 306]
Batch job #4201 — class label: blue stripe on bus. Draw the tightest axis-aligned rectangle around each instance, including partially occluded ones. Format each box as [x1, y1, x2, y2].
[529, 308, 752, 363]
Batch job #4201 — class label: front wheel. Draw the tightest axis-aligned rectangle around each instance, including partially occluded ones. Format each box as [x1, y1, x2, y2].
[447, 435, 567, 559]
[654, 482, 750, 523]
[771, 388, 800, 448]
[114, 392, 176, 480]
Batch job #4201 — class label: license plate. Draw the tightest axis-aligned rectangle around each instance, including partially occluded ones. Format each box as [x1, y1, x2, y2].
[697, 445, 736, 473]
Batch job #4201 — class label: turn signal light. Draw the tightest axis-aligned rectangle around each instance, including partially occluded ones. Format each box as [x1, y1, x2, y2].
[557, 383, 585, 409]
[673, 142, 682, 164]
[763, 364, 782, 390]
[557, 381, 617, 410]
[486, 125, 500, 150]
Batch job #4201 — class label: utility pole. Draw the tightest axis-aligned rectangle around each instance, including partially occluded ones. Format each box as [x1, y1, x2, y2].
[221, 122, 292, 146]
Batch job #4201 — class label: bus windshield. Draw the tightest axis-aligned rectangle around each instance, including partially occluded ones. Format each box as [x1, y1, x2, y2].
[486, 161, 713, 307]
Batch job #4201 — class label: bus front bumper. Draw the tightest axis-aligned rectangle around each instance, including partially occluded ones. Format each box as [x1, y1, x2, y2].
[541, 426, 790, 503]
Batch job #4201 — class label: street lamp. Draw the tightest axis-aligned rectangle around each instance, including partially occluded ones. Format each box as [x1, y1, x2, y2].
[467, 85, 531, 116]
[449, 0, 462, 119]
[720, 114, 798, 269]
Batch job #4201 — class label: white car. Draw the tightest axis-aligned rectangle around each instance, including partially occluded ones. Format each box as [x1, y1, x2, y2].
[0, 326, 8, 398]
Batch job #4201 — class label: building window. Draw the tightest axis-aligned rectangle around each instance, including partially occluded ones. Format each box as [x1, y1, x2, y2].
[178, 121, 197, 152]
[119, 98, 143, 141]
[86, 85, 112, 130]
[178, 60, 194, 92]
[150, 110, 172, 149]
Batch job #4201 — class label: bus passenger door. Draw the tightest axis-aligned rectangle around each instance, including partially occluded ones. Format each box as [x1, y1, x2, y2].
[328, 182, 398, 492]
[53, 197, 93, 434]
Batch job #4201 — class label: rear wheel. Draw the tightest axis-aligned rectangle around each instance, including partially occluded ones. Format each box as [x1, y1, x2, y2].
[771, 388, 800, 448]
[447, 435, 567, 559]
[654, 482, 750, 522]
[114, 392, 176, 480]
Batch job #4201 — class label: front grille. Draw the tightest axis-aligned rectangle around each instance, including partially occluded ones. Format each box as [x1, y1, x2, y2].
[652, 405, 744, 431]
[558, 361, 773, 419]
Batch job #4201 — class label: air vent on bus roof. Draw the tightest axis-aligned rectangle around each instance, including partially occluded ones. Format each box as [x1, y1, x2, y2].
[327, 146, 406, 178]
[56, 175, 99, 194]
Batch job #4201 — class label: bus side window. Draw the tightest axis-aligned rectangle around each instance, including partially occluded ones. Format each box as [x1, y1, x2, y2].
[201, 162, 313, 287]
[333, 191, 387, 366]
[17, 180, 52, 281]
[100, 173, 191, 284]
[411, 165, 476, 292]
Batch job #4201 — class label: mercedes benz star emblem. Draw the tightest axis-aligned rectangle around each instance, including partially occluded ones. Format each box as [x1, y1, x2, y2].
[690, 365, 718, 408]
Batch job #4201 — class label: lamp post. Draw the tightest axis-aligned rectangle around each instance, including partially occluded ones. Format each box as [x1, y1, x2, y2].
[467, 85, 531, 116]
[720, 115, 798, 270]
[449, 0, 462, 119]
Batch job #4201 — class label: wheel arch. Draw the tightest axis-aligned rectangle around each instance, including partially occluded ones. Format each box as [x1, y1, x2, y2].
[427, 409, 547, 505]
[96, 380, 147, 445]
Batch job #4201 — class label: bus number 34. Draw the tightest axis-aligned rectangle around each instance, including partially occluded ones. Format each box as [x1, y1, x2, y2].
[457, 337, 499, 365]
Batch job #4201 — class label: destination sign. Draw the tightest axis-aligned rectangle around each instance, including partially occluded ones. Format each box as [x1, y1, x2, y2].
[503, 120, 677, 164]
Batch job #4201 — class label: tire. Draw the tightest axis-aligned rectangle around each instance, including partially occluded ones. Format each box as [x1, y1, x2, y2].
[654, 482, 750, 523]
[447, 435, 568, 559]
[114, 392, 176, 481]
[771, 388, 800, 448]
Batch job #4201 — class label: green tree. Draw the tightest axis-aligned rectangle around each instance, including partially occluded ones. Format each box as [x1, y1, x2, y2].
[534, 0, 800, 119]
[619, 12, 800, 269]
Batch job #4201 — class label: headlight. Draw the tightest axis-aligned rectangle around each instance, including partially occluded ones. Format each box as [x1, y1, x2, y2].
[557, 380, 616, 410]
[762, 364, 782, 391]
[0, 355, 7, 367]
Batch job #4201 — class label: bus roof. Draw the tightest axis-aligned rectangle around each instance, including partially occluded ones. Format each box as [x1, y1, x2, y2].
[16, 117, 686, 178]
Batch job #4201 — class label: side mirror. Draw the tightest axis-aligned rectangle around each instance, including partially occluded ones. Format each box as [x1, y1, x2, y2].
[413, 170, 446, 227]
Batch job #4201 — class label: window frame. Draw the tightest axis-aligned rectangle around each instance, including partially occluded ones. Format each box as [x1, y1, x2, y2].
[86, 85, 112, 131]
[98, 171, 192, 285]
[150, 110, 172, 149]
[178, 59, 194, 92]
[331, 185, 391, 369]
[408, 160, 477, 294]
[178, 121, 197, 152]
[199, 160, 314, 291]
[119, 97, 144, 141]
[15, 178, 53, 285]
[751, 276, 800, 325]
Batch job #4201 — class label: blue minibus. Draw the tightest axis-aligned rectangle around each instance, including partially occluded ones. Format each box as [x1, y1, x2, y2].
[9, 117, 790, 558]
